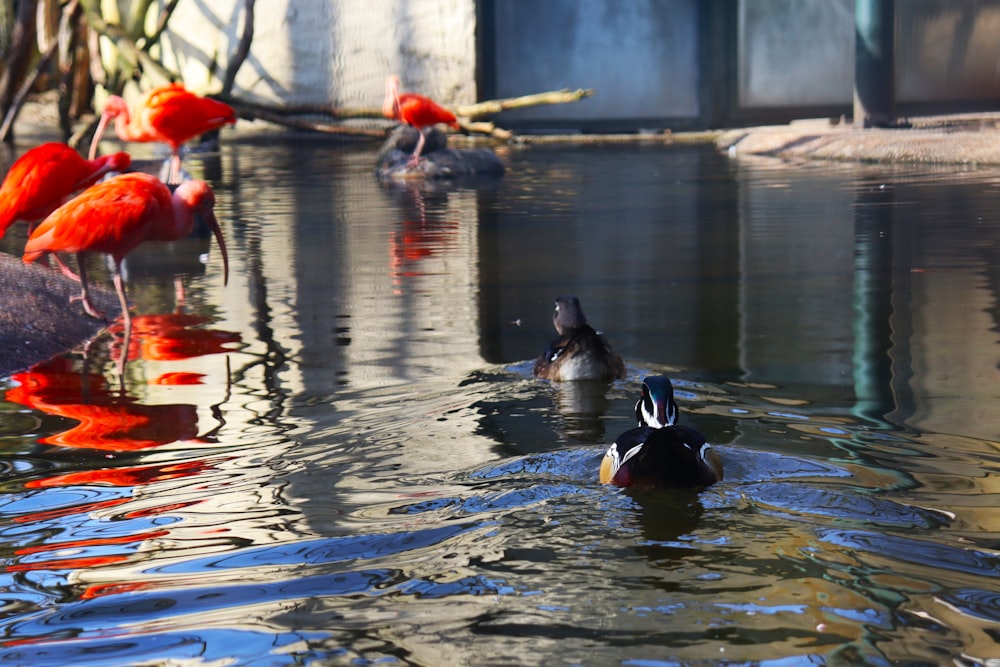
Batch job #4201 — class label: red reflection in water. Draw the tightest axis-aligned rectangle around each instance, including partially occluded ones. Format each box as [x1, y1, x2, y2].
[389, 219, 459, 283]
[122, 499, 204, 519]
[14, 530, 170, 556]
[6, 311, 238, 450]
[4, 355, 231, 578]
[26, 459, 218, 488]
[10, 497, 131, 524]
[6, 362, 201, 451]
[387, 184, 460, 287]
[151, 371, 206, 385]
[1, 314, 237, 594]
[110, 312, 241, 364]
[80, 579, 158, 600]
[5, 555, 131, 572]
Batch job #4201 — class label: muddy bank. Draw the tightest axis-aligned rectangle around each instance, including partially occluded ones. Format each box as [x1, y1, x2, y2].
[0, 253, 120, 377]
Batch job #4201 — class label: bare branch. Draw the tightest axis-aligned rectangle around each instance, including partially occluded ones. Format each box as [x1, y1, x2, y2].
[230, 101, 385, 137]
[222, 0, 254, 95]
[456, 88, 594, 118]
[140, 0, 179, 52]
[0, 38, 57, 141]
[0, 0, 41, 142]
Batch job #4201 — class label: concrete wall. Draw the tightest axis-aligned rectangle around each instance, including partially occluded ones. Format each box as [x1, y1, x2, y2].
[737, 0, 1000, 110]
[488, 0, 700, 125]
[896, 0, 1000, 102]
[159, 0, 477, 108]
[153, 0, 1000, 130]
[737, 0, 854, 108]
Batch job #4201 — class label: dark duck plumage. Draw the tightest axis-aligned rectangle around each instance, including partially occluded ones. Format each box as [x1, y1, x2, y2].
[532, 296, 625, 382]
[600, 376, 723, 488]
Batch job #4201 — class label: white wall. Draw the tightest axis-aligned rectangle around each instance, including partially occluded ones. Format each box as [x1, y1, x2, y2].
[158, 0, 478, 108]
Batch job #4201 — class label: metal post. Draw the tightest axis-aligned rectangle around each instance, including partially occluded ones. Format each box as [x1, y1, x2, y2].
[854, 0, 895, 128]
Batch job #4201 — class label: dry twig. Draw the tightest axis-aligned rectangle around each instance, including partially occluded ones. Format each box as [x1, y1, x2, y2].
[456, 88, 594, 119]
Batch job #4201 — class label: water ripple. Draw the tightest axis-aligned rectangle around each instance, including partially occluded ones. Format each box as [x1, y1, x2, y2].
[747, 483, 954, 530]
[0, 487, 131, 521]
[1, 626, 338, 667]
[4, 141, 1000, 665]
[149, 521, 490, 574]
[936, 588, 1000, 623]
[818, 529, 1000, 580]
[387, 483, 594, 517]
[5, 566, 512, 652]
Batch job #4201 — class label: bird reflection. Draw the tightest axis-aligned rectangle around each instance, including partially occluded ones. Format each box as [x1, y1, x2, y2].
[9, 454, 225, 575]
[109, 310, 242, 377]
[386, 184, 460, 289]
[4, 353, 233, 577]
[6, 358, 202, 451]
[71, 307, 239, 389]
[6, 308, 239, 449]
[389, 218, 459, 281]
[628, 490, 707, 564]
[551, 380, 612, 442]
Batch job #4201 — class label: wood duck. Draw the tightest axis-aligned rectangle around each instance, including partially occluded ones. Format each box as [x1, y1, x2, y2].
[600, 376, 723, 488]
[532, 296, 625, 382]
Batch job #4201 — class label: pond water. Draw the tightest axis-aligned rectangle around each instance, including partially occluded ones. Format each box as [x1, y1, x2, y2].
[0, 136, 999, 666]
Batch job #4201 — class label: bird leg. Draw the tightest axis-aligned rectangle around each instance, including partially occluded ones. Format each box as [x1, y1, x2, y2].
[113, 262, 132, 385]
[408, 129, 427, 166]
[174, 276, 186, 307]
[51, 253, 81, 282]
[69, 254, 105, 320]
[167, 152, 183, 185]
[112, 261, 132, 330]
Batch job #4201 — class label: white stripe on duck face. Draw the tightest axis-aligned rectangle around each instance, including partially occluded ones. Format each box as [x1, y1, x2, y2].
[638, 399, 671, 428]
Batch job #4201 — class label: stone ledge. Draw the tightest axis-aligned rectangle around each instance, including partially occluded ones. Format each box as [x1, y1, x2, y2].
[0, 253, 120, 377]
[717, 118, 1000, 165]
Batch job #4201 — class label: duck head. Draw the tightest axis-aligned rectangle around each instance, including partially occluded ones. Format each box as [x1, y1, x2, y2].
[552, 296, 588, 335]
[635, 375, 678, 428]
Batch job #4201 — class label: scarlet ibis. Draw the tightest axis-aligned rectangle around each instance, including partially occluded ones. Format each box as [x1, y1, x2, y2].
[89, 83, 236, 183]
[382, 75, 459, 163]
[22, 172, 229, 330]
[0, 142, 130, 238]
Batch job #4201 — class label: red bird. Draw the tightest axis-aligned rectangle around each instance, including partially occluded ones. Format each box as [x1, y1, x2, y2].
[22, 172, 229, 329]
[382, 75, 459, 163]
[89, 83, 236, 183]
[0, 142, 130, 238]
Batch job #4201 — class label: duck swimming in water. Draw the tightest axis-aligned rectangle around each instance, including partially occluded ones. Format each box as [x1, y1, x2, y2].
[532, 296, 625, 382]
[600, 375, 723, 488]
